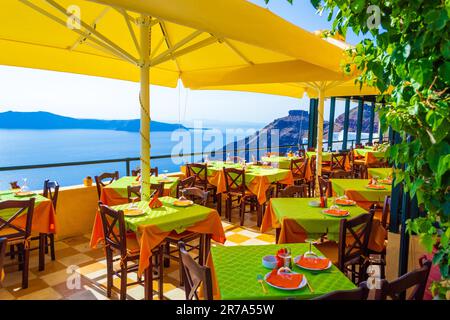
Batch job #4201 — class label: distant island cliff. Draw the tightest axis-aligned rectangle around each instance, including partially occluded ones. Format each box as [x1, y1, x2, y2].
[0, 111, 186, 132]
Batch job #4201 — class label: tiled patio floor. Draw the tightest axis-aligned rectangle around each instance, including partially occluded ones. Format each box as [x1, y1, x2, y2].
[0, 213, 275, 300]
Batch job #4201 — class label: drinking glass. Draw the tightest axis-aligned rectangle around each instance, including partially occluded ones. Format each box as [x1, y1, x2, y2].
[21, 178, 29, 192]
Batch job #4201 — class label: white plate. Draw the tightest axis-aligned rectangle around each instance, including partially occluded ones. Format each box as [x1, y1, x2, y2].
[264, 271, 307, 291]
[308, 200, 320, 207]
[293, 255, 332, 271]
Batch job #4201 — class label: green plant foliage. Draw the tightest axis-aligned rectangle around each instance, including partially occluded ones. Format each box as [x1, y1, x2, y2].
[269, 0, 450, 298]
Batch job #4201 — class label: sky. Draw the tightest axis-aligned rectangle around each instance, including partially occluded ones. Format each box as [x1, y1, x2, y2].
[0, 0, 364, 126]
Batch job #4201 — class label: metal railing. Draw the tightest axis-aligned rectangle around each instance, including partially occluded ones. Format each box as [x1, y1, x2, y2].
[0, 138, 378, 175]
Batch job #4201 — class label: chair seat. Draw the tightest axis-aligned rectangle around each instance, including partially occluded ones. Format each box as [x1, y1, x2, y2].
[314, 241, 339, 265]
[0, 228, 26, 245]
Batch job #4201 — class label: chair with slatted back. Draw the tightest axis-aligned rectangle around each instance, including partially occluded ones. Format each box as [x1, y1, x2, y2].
[367, 196, 390, 279]
[276, 158, 307, 196]
[355, 143, 364, 149]
[377, 256, 432, 300]
[223, 167, 261, 226]
[95, 171, 119, 199]
[30, 180, 59, 262]
[313, 281, 369, 300]
[131, 168, 140, 176]
[348, 148, 365, 178]
[150, 182, 164, 197]
[315, 211, 374, 285]
[0, 237, 7, 285]
[307, 147, 315, 152]
[229, 156, 244, 164]
[98, 202, 163, 300]
[164, 187, 210, 286]
[127, 185, 141, 203]
[176, 176, 196, 198]
[318, 176, 332, 197]
[178, 241, 213, 300]
[279, 185, 309, 198]
[186, 163, 219, 212]
[0, 199, 36, 289]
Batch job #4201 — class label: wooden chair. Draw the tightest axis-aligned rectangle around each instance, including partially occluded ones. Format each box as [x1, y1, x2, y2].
[186, 163, 220, 213]
[98, 202, 163, 300]
[348, 148, 366, 178]
[0, 237, 7, 285]
[318, 176, 332, 197]
[223, 167, 261, 226]
[176, 176, 196, 198]
[307, 147, 315, 152]
[329, 152, 350, 176]
[315, 211, 374, 285]
[95, 171, 119, 199]
[150, 182, 165, 197]
[290, 158, 308, 184]
[127, 185, 141, 203]
[313, 281, 369, 300]
[276, 158, 307, 195]
[377, 256, 432, 300]
[29, 180, 59, 263]
[367, 196, 390, 278]
[0, 199, 36, 289]
[164, 187, 210, 286]
[178, 241, 213, 300]
[279, 185, 309, 198]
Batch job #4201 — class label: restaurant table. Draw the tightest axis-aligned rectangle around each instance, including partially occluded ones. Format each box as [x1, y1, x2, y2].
[261, 156, 299, 169]
[367, 167, 393, 179]
[99, 176, 179, 206]
[182, 161, 294, 204]
[331, 179, 392, 210]
[0, 190, 56, 235]
[208, 243, 356, 299]
[0, 190, 57, 271]
[353, 148, 386, 165]
[90, 196, 226, 299]
[261, 197, 367, 242]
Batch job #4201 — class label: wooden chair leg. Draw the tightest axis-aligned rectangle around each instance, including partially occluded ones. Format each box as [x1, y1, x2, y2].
[158, 247, 164, 300]
[17, 244, 23, 271]
[38, 233, 45, 271]
[22, 246, 30, 289]
[256, 203, 262, 227]
[120, 263, 127, 300]
[106, 250, 113, 298]
[144, 257, 153, 300]
[216, 193, 222, 215]
[49, 233, 56, 261]
[163, 242, 171, 268]
[239, 201, 245, 226]
[226, 197, 232, 222]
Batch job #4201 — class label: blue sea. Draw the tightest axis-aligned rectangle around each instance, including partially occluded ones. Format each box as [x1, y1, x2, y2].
[0, 129, 207, 190]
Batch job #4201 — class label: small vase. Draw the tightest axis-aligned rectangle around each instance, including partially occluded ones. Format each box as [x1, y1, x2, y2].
[84, 177, 93, 187]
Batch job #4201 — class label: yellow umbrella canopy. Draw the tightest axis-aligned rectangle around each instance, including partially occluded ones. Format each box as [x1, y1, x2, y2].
[1, 0, 347, 198]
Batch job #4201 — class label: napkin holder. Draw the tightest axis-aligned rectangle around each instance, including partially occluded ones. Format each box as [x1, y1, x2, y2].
[149, 195, 163, 209]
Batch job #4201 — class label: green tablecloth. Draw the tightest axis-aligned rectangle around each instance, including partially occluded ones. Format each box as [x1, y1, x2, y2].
[261, 156, 300, 169]
[354, 148, 386, 159]
[0, 190, 48, 220]
[204, 161, 291, 186]
[367, 168, 393, 179]
[306, 151, 332, 161]
[112, 196, 212, 233]
[211, 243, 356, 300]
[105, 176, 179, 197]
[331, 179, 392, 203]
[270, 197, 366, 241]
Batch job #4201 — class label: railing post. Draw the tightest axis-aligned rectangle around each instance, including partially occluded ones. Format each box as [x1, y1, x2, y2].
[342, 98, 350, 150]
[356, 98, 364, 145]
[244, 136, 250, 163]
[368, 101, 375, 144]
[256, 130, 260, 161]
[233, 138, 238, 158]
[267, 130, 272, 153]
[328, 97, 336, 151]
[126, 158, 131, 176]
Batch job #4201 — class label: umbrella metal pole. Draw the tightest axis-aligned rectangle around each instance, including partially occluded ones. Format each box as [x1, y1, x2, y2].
[315, 88, 325, 195]
[139, 15, 151, 200]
